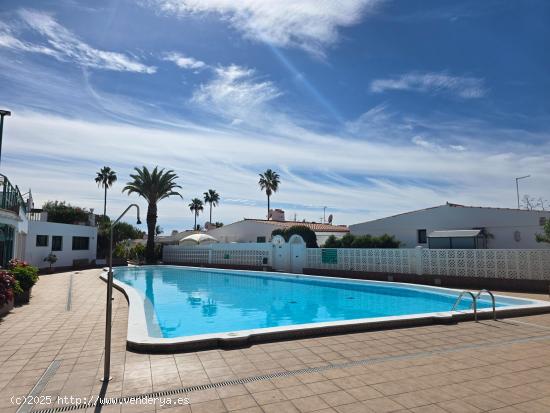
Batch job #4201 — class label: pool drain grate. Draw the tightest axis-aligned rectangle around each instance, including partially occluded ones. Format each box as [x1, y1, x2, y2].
[65, 274, 74, 312]
[30, 331, 550, 413]
[17, 360, 61, 413]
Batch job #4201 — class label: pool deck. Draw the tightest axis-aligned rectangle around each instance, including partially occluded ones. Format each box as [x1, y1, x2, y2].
[1, 269, 550, 413]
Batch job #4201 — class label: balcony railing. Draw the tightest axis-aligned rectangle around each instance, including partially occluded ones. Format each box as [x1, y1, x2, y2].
[0, 174, 27, 215]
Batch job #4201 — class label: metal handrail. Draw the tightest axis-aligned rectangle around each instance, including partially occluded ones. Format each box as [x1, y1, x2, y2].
[452, 290, 478, 322]
[473, 289, 497, 321]
[0, 173, 27, 214]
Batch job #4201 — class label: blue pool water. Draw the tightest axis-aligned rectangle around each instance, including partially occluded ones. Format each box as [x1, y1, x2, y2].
[114, 266, 510, 338]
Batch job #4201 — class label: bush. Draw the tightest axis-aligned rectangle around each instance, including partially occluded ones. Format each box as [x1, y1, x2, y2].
[0, 270, 17, 305]
[322, 233, 400, 248]
[97, 219, 146, 259]
[271, 225, 318, 248]
[9, 260, 39, 291]
[114, 242, 146, 262]
[42, 201, 90, 224]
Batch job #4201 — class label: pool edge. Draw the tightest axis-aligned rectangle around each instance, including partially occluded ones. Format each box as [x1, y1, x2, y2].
[100, 266, 550, 353]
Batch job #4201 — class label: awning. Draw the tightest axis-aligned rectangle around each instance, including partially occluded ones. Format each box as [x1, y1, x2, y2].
[428, 229, 482, 238]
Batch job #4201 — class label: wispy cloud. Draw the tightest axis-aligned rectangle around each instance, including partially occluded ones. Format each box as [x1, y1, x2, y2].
[144, 0, 383, 56]
[163, 52, 207, 70]
[0, 9, 156, 73]
[370, 72, 486, 98]
[191, 64, 281, 123]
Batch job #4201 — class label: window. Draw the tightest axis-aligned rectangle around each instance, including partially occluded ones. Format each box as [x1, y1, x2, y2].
[52, 236, 63, 251]
[256, 236, 266, 243]
[72, 236, 90, 250]
[417, 229, 427, 244]
[36, 235, 48, 247]
[540, 217, 547, 226]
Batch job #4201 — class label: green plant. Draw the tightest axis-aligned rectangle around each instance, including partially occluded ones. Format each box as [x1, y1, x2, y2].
[0, 270, 17, 305]
[42, 201, 90, 224]
[9, 263, 39, 291]
[97, 218, 145, 259]
[189, 198, 204, 230]
[259, 169, 280, 220]
[203, 189, 220, 224]
[271, 225, 318, 248]
[322, 233, 400, 248]
[323, 235, 341, 248]
[536, 219, 550, 243]
[123, 166, 182, 263]
[44, 253, 58, 270]
[95, 166, 117, 218]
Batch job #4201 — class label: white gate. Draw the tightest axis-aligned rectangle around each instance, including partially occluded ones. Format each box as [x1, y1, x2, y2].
[272, 235, 289, 272]
[289, 234, 306, 273]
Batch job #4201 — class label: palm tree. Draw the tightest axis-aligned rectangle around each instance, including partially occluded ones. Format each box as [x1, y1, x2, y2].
[123, 166, 182, 263]
[95, 166, 117, 218]
[258, 169, 280, 220]
[203, 189, 220, 224]
[189, 198, 204, 230]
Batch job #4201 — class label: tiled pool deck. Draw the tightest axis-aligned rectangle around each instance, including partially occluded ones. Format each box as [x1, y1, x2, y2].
[1, 269, 550, 413]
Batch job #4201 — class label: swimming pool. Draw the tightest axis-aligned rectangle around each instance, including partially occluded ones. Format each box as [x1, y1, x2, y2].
[107, 265, 550, 351]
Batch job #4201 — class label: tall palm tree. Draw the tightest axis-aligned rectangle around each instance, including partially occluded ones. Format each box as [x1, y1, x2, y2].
[203, 189, 220, 224]
[189, 198, 204, 230]
[95, 166, 117, 218]
[258, 169, 280, 220]
[123, 166, 182, 263]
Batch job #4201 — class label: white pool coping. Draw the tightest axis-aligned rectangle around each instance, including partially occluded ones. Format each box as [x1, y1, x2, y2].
[100, 265, 550, 352]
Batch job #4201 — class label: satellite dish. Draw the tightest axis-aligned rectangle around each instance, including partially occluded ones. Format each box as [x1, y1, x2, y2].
[328, 214, 333, 224]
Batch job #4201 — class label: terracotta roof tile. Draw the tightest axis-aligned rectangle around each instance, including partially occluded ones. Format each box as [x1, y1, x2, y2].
[244, 219, 349, 233]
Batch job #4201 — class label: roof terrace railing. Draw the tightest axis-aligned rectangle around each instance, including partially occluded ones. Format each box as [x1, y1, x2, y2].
[0, 174, 27, 215]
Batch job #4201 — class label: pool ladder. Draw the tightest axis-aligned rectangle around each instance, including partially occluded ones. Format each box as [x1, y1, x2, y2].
[451, 289, 496, 322]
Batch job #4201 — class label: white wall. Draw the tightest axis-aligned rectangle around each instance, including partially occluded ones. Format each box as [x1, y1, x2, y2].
[207, 220, 347, 246]
[25, 221, 97, 268]
[207, 221, 281, 243]
[350, 205, 550, 249]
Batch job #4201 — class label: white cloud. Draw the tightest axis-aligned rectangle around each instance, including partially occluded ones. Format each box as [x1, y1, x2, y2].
[191, 64, 281, 122]
[370, 72, 486, 98]
[163, 52, 207, 70]
[4, 110, 550, 233]
[145, 0, 382, 56]
[0, 10, 156, 73]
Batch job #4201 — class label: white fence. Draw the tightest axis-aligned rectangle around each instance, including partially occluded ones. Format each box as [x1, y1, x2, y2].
[163, 242, 550, 281]
[163, 243, 271, 267]
[420, 249, 550, 280]
[306, 247, 550, 281]
[306, 248, 417, 274]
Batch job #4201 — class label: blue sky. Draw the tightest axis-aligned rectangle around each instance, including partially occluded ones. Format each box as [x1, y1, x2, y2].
[0, 0, 549, 231]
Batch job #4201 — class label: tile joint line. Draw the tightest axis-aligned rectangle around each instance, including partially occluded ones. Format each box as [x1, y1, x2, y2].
[30, 331, 550, 413]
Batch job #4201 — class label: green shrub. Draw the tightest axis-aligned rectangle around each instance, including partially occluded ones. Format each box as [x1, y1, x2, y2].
[0, 270, 17, 305]
[322, 233, 400, 248]
[271, 225, 318, 248]
[9, 262, 39, 291]
[323, 235, 342, 248]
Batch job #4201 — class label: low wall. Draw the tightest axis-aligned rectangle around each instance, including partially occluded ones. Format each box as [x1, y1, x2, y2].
[303, 268, 550, 293]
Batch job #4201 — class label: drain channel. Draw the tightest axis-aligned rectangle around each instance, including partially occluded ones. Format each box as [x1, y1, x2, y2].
[31, 332, 550, 413]
[65, 274, 74, 312]
[16, 360, 60, 413]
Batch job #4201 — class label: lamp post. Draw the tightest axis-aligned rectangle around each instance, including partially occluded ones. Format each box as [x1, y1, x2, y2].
[0, 109, 12, 166]
[515, 175, 531, 209]
[102, 204, 141, 382]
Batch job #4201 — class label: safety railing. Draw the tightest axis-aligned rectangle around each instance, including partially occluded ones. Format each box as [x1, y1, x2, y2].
[0, 174, 26, 214]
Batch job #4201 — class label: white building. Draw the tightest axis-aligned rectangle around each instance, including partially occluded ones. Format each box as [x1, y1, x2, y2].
[0, 175, 30, 267]
[207, 218, 349, 246]
[350, 203, 550, 249]
[25, 213, 97, 269]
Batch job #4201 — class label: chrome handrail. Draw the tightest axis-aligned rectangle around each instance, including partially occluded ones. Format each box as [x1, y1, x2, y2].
[452, 290, 478, 322]
[473, 289, 496, 321]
